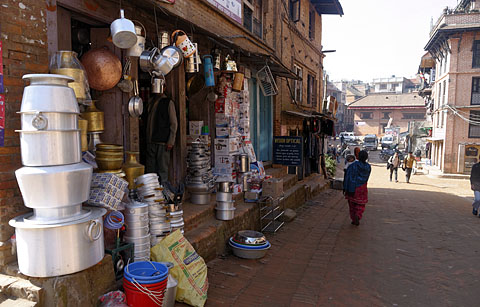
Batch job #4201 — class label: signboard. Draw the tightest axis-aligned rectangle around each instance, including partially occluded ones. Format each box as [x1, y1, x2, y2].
[273, 136, 303, 166]
[206, 0, 242, 24]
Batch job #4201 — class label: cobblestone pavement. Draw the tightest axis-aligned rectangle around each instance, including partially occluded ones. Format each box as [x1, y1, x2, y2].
[204, 158, 478, 306]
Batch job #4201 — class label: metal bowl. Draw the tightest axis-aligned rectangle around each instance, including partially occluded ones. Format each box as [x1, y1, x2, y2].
[228, 241, 270, 259]
[96, 143, 123, 152]
[232, 230, 267, 246]
[95, 157, 123, 170]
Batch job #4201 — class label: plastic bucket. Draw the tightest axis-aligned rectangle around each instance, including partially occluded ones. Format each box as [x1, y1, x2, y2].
[123, 277, 167, 307]
[124, 261, 169, 284]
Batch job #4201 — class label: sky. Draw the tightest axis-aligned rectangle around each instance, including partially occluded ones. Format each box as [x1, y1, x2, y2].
[322, 0, 460, 82]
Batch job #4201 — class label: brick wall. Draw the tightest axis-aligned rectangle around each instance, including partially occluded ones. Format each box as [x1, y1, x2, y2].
[0, 0, 48, 264]
[352, 108, 424, 136]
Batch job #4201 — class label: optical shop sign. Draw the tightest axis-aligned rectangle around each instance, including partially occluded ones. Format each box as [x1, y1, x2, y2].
[273, 136, 303, 166]
[206, 0, 242, 24]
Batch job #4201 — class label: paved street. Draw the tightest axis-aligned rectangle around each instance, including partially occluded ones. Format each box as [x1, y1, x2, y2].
[205, 153, 477, 306]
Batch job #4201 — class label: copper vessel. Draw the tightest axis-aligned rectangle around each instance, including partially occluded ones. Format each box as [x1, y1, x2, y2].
[82, 101, 104, 132]
[81, 48, 122, 91]
[78, 116, 88, 152]
[122, 151, 145, 189]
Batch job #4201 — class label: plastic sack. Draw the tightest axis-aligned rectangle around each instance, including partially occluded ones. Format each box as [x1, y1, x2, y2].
[151, 230, 208, 307]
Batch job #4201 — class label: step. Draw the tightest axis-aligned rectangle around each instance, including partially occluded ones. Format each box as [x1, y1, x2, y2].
[0, 297, 37, 307]
[282, 174, 298, 191]
[0, 274, 43, 305]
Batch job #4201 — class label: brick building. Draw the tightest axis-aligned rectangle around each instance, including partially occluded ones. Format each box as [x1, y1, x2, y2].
[0, 0, 344, 279]
[423, 0, 480, 174]
[348, 92, 425, 136]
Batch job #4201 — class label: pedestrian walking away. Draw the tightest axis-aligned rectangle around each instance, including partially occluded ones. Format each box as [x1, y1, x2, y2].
[403, 151, 416, 183]
[343, 150, 371, 226]
[470, 161, 480, 216]
[388, 152, 400, 182]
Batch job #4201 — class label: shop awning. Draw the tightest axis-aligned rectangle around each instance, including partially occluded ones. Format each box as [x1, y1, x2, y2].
[311, 0, 344, 16]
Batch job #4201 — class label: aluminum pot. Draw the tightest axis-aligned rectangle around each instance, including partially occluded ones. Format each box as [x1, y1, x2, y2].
[9, 207, 106, 277]
[215, 207, 236, 221]
[125, 225, 149, 237]
[15, 162, 92, 208]
[216, 201, 235, 210]
[216, 192, 232, 202]
[126, 24, 146, 57]
[190, 192, 210, 205]
[124, 234, 150, 245]
[21, 74, 78, 114]
[110, 9, 137, 49]
[126, 202, 149, 215]
[20, 112, 78, 131]
[150, 235, 165, 246]
[217, 181, 233, 193]
[25, 205, 92, 225]
[125, 212, 149, 223]
[17, 130, 81, 166]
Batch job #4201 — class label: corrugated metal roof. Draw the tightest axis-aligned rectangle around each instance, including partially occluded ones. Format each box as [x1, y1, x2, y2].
[348, 93, 425, 108]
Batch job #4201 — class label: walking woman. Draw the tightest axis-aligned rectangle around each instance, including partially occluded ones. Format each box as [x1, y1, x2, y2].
[470, 161, 480, 216]
[344, 150, 371, 226]
[388, 152, 401, 182]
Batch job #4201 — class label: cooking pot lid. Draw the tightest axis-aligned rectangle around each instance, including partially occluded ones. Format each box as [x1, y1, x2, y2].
[23, 208, 92, 225]
[160, 46, 183, 68]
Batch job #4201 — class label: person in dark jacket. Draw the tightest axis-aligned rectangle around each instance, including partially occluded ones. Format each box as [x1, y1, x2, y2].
[470, 161, 480, 216]
[344, 150, 371, 226]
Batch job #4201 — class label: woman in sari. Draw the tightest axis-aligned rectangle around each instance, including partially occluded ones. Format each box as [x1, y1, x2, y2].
[343, 150, 371, 226]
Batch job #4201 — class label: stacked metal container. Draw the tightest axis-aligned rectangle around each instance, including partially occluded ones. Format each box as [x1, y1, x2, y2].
[167, 203, 184, 235]
[236, 154, 251, 191]
[186, 140, 215, 204]
[215, 182, 235, 220]
[124, 202, 150, 261]
[135, 174, 171, 245]
[9, 74, 106, 277]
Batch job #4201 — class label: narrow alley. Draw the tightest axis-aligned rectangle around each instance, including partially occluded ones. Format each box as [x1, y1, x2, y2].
[205, 155, 477, 306]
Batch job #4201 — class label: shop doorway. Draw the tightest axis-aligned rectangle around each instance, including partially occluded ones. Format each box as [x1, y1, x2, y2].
[249, 78, 273, 162]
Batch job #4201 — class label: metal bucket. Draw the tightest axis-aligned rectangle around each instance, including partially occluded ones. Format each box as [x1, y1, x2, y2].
[124, 234, 150, 246]
[216, 191, 232, 202]
[20, 112, 78, 130]
[215, 208, 236, 221]
[124, 225, 149, 237]
[216, 201, 235, 210]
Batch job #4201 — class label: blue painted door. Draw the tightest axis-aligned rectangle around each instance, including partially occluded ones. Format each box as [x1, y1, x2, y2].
[249, 78, 273, 162]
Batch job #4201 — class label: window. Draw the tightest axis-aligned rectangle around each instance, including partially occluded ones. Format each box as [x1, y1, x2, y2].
[307, 74, 317, 106]
[381, 123, 388, 133]
[360, 112, 373, 119]
[382, 112, 391, 119]
[243, 0, 262, 38]
[441, 80, 447, 106]
[472, 77, 480, 105]
[308, 8, 315, 40]
[469, 110, 480, 137]
[379, 84, 387, 90]
[293, 64, 302, 103]
[473, 40, 480, 68]
[289, 0, 300, 22]
[402, 113, 425, 119]
[391, 83, 398, 91]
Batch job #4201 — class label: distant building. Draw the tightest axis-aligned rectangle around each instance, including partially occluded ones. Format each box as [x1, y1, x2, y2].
[333, 80, 369, 131]
[371, 76, 416, 94]
[326, 81, 345, 133]
[348, 93, 425, 136]
[422, 0, 480, 174]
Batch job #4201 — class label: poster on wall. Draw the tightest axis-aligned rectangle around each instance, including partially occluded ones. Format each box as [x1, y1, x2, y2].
[206, 0, 242, 24]
[0, 41, 4, 147]
[273, 136, 303, 166]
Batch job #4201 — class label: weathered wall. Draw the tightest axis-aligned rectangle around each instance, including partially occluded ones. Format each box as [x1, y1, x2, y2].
[352, 108, 424, 136]
[0, 0, 49, 265]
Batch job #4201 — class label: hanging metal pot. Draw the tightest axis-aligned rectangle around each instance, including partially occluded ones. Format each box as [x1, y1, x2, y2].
[128, 80, 143, 118]
[139, 48, 159, 74]
[171, 30, 196, 58]
[151, 76, 165, 94]
[127, 23, 146, 57]
[160, 46, 183, 69]
[81, 48, 122, 91]
[110, 9, 137, 49]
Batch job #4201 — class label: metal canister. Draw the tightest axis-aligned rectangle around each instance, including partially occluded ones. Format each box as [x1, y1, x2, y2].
[159, 31, 170, 50]
[236, 154, 250, 173]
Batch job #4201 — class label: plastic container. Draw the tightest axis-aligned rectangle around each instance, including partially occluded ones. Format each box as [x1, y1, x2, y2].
[124, 261, 169, 284]
[123, 277, 167, 307]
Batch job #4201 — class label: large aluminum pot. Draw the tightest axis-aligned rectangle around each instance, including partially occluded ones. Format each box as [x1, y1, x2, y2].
[21, 74, 78, 113]
[20, 112, 78, 131]
[17, 130, 81, 166]
[26, 205, 91, 225]
[9, 207, 106, 277]
[81, 48, 122, 91]
[190, 192, 210, 205]
[15, 162, 92, 208]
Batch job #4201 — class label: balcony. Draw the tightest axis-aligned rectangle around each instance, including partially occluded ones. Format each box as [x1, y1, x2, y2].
[430, 11, 480, 38]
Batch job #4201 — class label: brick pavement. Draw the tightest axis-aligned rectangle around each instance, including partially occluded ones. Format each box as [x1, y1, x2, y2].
[204, 160, 478, 306]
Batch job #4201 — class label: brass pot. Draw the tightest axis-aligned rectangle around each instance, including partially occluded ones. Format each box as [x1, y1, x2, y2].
[96, 143, 123, 152]
[78, 116, 88, 152]
[82, 101, 104, 132]
[81, 47, 122, 91]
[122, 151, 145, 189]
[95, 157, 123, 170]
[95, 151, 124, 159]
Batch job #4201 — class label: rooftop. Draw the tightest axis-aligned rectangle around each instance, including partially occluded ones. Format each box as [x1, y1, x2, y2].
[348, 93, 425, 109]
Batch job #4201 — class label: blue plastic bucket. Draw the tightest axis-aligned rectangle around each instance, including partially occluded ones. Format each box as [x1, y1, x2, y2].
[124, 261, 169, 284]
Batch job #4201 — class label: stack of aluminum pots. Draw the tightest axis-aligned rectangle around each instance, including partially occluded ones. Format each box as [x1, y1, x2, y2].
[9, 74, 106, 277]
[186, 139, 215, 204]
[135, 174, 171, 245]
[236, 154, 251, 192]
[215, 182, 235, 220]
[124, 202, 150, 262]
[166, 203, 184, 235]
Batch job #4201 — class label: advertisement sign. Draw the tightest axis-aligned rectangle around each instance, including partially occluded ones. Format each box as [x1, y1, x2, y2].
[273, 136, 303, 166]
[206, 0, 242, 24]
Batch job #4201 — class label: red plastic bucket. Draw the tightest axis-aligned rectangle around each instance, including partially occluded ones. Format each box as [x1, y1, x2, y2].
[123, 277, 167, 306]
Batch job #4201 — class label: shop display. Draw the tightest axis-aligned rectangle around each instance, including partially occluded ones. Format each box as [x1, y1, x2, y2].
[81, 47, 122, 91]
[186, 139, 215, 204]
[10, 74, 106, 277]
[49, 50, 91, 103]
[110, 9, 137, 49]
